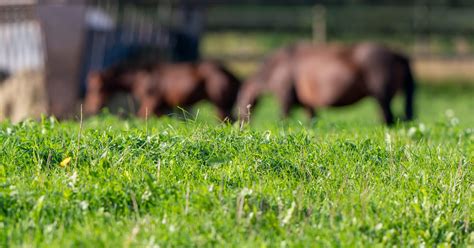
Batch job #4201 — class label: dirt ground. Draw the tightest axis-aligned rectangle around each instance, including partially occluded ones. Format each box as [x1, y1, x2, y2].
[413, 58, 474, 82]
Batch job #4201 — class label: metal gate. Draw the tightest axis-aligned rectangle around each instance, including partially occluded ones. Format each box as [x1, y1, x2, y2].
[0, 2, 44, 76]
[80, 0, 203, 96]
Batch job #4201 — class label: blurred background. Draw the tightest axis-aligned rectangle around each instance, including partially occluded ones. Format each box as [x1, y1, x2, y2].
[0, 0, 473, 123]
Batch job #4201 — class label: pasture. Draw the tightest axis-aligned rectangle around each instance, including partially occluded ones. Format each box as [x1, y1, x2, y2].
[1, 81, 473, 247]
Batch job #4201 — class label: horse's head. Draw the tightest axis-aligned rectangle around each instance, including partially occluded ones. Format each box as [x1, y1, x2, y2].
[235, 77, 264, 122]
[84, 71, 110, 115]
[84, 62, 150, 116]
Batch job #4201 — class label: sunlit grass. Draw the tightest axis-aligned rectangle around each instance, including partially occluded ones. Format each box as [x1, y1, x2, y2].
[0, 83, 473, 247]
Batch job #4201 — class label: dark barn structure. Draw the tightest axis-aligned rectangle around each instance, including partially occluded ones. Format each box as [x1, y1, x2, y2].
[80, 0, 204, 97]
[0, 0, 204, 119]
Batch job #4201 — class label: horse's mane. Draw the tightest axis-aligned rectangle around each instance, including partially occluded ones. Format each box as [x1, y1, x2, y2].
[252, 43, 303, 84]
[106, 59, 154, 74]
[248, 43, 302, 87]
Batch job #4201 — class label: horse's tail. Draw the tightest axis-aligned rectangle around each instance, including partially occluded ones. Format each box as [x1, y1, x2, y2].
[399, 55, 415, 121]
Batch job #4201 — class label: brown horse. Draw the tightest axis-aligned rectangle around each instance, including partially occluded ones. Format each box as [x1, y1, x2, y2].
[236, 42, 415, 125]
[84, 60, 241, 121]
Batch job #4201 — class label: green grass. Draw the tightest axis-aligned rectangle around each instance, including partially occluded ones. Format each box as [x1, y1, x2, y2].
[1, 83, 473, 247]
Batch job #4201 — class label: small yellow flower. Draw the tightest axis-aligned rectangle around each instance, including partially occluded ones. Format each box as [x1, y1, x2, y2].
[60, 157, 71, 167]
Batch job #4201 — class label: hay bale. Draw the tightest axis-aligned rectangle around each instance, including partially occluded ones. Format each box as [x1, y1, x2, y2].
[0, 69, 47, 123]
[0, 69, 9, 84]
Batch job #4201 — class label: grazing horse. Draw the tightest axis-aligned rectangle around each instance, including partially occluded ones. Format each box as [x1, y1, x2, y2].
[84, 60, 241, 121]
[236, 42, 415, 125]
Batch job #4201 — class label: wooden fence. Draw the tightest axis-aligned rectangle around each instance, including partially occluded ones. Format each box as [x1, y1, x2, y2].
[203, 4, 474, 58]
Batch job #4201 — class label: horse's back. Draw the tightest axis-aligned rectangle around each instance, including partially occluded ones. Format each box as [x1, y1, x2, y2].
[292, 45, 366, 107]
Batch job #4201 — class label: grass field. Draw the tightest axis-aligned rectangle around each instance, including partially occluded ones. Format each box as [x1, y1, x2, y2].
[1, 82, 473, 247]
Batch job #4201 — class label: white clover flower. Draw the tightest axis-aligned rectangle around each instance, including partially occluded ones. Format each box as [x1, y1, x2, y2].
[68, 171, 78, 188]
[142, 190, 152, 202]
[375, 223, 383, 231]
[445, 109, 455, 118]
[208, 184, 214, 192]
[44, 222, 56, 234]
[385, 132, 392, 150]
[407, 127, 417, 137]
[161, 214, 167, 224]
[281, 201, 296, 226]
[418, 123, 426, 133]
[450, 117, 459, 126]
[264, 131, 271, 142]
[9, 185, 18, 197]
[79, 201, 89, 210]
[240, 187, 253, 196]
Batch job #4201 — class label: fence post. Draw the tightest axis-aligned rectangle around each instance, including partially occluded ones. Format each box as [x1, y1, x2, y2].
[36, 0, 86, 119]
[313, 4, 326, 44]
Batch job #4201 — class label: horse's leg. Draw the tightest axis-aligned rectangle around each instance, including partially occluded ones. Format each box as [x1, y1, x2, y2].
[370, 69, 396, 125]
[376, 96, 394, 125]
[217, 107, 234, 122]
[281, 100, 293, 118]
[277, 88, 296, 119]
[153, 105, 171, 118]
[304, 105, 316, 120]
[403, 64, 415, 121]
[137, 97, 158, 118]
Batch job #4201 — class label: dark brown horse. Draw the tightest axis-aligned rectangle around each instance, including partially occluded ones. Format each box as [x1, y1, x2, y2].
[84, 60, 241, 121]
[236, 42, 415, 125]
